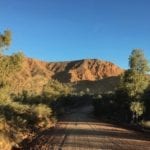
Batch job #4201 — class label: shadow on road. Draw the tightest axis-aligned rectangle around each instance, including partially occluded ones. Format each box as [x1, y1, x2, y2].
[25, 104, 150, 150]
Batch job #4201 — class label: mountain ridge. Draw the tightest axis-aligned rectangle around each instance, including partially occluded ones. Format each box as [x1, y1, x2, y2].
[9, 57, 124, 93]
[44, 58, 124, 82]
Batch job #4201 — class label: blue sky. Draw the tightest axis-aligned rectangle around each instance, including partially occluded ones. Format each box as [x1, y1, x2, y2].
[0, 0, 150, 68]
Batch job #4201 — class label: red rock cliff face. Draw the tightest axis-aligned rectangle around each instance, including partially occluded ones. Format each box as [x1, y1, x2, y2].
[47, 59, 124, 82]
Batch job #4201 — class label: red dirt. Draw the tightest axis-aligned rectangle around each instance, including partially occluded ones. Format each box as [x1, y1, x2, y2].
[27, 105, 150, 150]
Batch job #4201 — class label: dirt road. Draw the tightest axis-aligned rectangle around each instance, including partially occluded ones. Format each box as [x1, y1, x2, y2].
[28, 105, 150, 150]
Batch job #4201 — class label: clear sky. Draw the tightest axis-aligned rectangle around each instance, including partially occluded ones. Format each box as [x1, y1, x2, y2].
[0, 0, 150, 68]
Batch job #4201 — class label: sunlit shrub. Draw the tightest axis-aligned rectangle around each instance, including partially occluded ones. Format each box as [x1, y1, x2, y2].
[43, 80, 72, 98]
[0, 133, 14, 150]
[130, 101, 145, 120]
[32, 104, 52, 119]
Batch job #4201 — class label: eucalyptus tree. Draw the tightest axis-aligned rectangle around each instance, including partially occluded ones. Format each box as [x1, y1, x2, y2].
[121, 49, 149, 122]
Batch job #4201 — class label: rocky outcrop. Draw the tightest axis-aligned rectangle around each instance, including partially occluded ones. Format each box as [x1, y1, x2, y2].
[47, 59, 124, 82]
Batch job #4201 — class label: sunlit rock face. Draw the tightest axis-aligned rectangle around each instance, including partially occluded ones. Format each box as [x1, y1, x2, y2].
[47, 59, 124, 82]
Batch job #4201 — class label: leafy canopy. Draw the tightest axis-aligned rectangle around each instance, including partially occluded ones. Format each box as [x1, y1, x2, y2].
[129, 49, 149, 73]
[0, 30, 11, 53]
[121, 49, 149, 98]
[121, 49, 149, 119]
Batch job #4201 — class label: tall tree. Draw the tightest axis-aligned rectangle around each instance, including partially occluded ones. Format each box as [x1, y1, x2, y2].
[122, 49, 149, 98]
[121, 49, 149, 122]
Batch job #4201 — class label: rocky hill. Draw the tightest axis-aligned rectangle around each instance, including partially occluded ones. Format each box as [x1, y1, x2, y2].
[47, 59, 123, 82]
[10, 58, 124, 94]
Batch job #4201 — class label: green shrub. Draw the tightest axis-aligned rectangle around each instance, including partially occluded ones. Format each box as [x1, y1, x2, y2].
[32, 104, 52, 119]
[93, 90, 132, 122]
[93, 93, 115, 118]
[43, 80, 72, 98]
[130, 101, 145, 121]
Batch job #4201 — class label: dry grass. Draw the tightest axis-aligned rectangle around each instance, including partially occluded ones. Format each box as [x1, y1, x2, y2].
[0, 133, 14, 150]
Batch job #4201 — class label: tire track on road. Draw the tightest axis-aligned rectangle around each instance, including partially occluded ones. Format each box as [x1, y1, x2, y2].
[28, 105, 150, 150]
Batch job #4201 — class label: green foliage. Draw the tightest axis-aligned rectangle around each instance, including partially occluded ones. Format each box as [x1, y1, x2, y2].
[0, 85, 10, 103]
[10, 52, 24, 70]
[121, 69, 149, 98]
[129, 49, 149, 73]
[0, 30, 11, 53]
[121, 49, 149, 98]
[0, 52, 24, 86]
[93, 90, 132, 122]
[93, 93, 115, 119]
[120, 49, 149, 122]
[0, 30, 56, 149]
[130, 101, 145, 118]
[0, 92, 55, 149]
[32, 104, 52, 119]
[43, 80, 72, 98]
[93, 49, 150, 124]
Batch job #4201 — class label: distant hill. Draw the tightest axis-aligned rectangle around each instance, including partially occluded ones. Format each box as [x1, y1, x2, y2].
[10, 57, 124, 94]
[47, 59, 123, 82]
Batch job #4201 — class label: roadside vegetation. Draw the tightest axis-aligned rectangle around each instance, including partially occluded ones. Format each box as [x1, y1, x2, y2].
[0, 30, 72, 149]
[93, 49, 150, 127]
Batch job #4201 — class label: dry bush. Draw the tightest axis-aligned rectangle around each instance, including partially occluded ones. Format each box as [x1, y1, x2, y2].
[0, 133, 14, 150]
